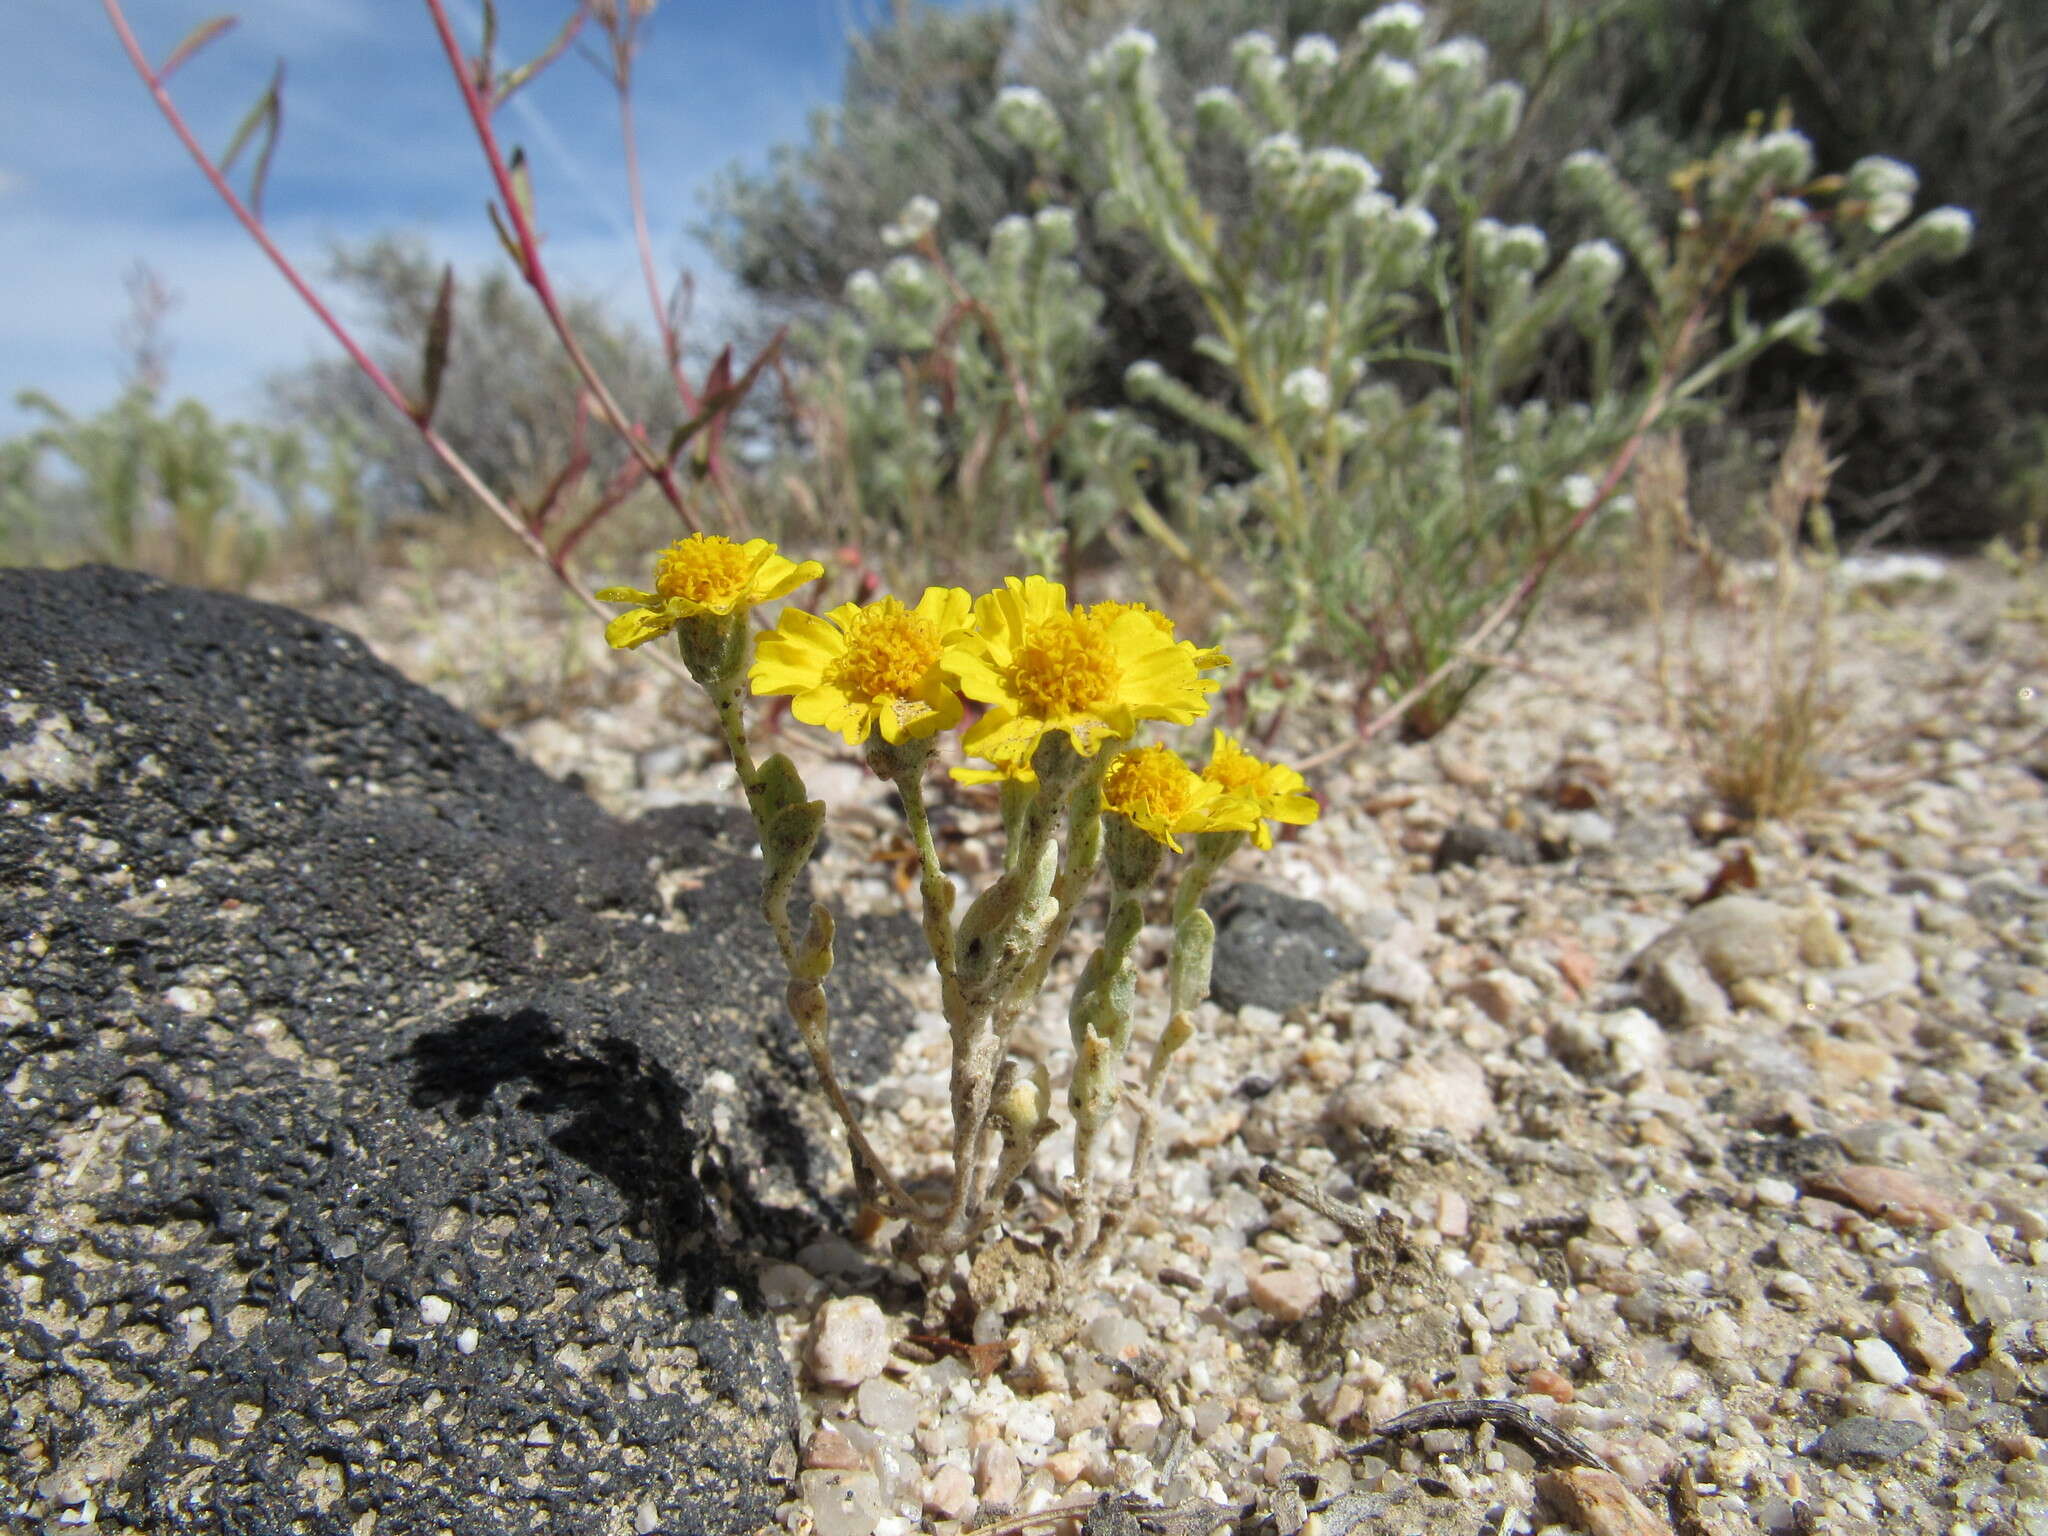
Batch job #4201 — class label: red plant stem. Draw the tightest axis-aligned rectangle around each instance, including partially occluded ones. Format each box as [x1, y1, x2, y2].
[617, 83, 696, 411]
[418, 0, 703, 533]
[102, 0, 691, 682]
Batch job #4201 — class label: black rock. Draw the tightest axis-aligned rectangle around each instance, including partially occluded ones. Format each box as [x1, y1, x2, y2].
[1202, 882, 1367, 1012]
[1432, 820, 1541, 871]
[0, 568, 912, 1534]
[1807, 1416, 1929, 1465]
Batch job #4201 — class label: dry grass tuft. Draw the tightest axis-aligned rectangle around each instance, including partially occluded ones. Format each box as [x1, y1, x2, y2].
[1638, 395, 1848, 822]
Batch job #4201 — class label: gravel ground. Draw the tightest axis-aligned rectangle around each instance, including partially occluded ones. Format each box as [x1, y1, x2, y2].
[286, 551, 2048, 1536]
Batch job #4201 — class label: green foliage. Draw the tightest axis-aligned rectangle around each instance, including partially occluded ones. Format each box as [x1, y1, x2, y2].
[2, 384, 275, 591]
[1487, 0, 2048, 542]
[718, 0, 2045, 545]
[1006, 20, 1964, 732]
[786, 200, 1192, 583]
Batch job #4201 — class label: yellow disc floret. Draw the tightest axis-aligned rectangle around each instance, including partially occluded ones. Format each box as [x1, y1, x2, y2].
[1012, 611, 1120, 717]
[1101, 743, 1256, 853]
[944, 575, 1218, 768]
[835, 597, 946, 699]
[1201, 730, 1321, 849]
[654, 535, 760, 608]
[751, 586, 972, 746]
[597, 534, 824, 650]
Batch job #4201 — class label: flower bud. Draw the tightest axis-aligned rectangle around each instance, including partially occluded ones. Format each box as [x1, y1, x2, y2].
[1305, 146, 1379, 202]
[990, 213, 1033, 264]
[1475, 80, 1524, 145]
[1421, 37, 1486, 88]
[880, 194, 939, 249]
[993, 84, 1065, 158]
[1564, 238, 1623, 296]
[1251, 131, 1303, 188]
[1754, 128, 1815, 187]
[1367, 54, 1418, 102]
[1358, 1, 1425, 53]
[1913, 207, 1974, 262]
[1281, 366, 1332, 413]
[1033, 205, 1078, 255]
[1093, 26, 1158, 81]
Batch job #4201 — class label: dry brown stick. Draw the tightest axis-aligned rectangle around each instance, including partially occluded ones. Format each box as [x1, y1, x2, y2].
[1353, 1399, 1616, 1476]
[1258, 1163, 1379, 1240]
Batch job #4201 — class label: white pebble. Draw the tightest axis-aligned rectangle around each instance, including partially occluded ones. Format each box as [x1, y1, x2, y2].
[418, 1295, 452, 1327]
[810, 1297, 893, 1389]
[1854, 1337, 1911, 1386]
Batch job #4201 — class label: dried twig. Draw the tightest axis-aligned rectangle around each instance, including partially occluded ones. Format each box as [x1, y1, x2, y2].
[1257, 1163, 1379, 1240]
[1352, 1399, 1616, 1476]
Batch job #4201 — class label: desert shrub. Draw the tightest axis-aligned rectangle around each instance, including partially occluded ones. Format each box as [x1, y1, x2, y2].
[774, 15, 1967, 737]
[3, 384, 275, 592]
[717, 0, 2045, 545]
[774, 197, 1219, 598]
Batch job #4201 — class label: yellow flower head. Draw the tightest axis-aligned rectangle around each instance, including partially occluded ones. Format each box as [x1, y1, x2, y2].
[1101, 744, 1257, 854]
[1201, 730, 1321, 850]
[750, 587, 973, 746]
[1087, 599, 1231, 671]
[945, 576, 1216, 768]
[597, 534, 824, 649]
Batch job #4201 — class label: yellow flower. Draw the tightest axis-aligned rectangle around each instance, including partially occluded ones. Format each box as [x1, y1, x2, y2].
[750, 587, 973, 746]
[1087, 599, 1231, 671]
[1201, 730, 1320, 849]
[597, 534, 824, 649]
[1101, 744, 1258, 854]
[944, 576, 1216, 767]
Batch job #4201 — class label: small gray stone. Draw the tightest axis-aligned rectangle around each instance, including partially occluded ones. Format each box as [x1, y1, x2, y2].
[801, 1470, 886, 1536]
[1807, 1417, 1929, 1465]
[1360, 952, 1433, 1010]
[1203, 883, 1368, 1012]
[1330, 1047, 1493, 1140]
[1636, 945, 1730, 1029]
[1433, 821, 1540, 870]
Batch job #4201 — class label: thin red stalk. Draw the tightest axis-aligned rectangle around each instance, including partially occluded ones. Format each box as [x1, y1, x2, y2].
[617, 83, 697, 411]
[103, 0, 688, 682]
[418, 0, 703, 532]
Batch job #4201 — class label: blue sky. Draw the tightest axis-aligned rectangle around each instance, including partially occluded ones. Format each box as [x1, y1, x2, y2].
[2, 0, 983, 434]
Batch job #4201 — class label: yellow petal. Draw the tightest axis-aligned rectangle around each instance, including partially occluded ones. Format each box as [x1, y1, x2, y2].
[914, 585, 975, 638]
[792, 685, 875, 746]
[595, 585, 659, 605]
[604, 607, 676, 649]
[751, 551, 827, 603]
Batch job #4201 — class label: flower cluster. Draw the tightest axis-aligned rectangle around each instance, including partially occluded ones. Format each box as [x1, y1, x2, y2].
[599, 536, 1321, 1264]
[606, 538, 1317, 852]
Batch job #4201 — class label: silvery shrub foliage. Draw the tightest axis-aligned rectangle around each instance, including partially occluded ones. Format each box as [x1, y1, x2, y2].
[806, 5, 1970, 730]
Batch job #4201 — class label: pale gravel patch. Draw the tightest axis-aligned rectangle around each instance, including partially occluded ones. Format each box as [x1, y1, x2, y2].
[275, 555, 2048, 1534]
